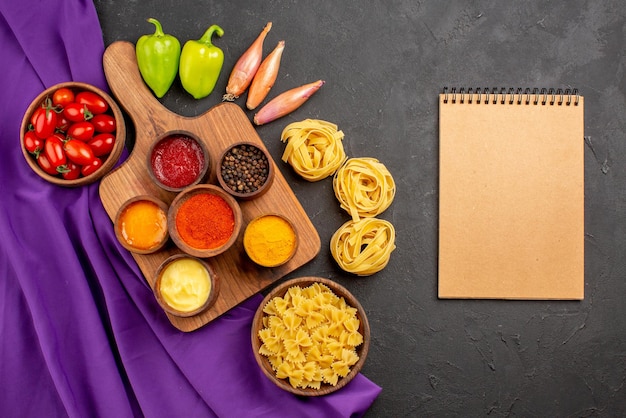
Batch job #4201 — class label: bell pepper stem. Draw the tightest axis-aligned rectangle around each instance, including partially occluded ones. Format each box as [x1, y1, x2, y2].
[147, 18, 166, 37]
[197, 25, 224, 46]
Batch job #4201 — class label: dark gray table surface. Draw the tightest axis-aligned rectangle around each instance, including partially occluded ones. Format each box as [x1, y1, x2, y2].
[93, 1, 626, 416]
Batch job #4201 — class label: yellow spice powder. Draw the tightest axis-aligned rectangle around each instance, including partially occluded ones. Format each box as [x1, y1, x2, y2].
[120, 200, 167, 251]
[244, 215, 297, 267]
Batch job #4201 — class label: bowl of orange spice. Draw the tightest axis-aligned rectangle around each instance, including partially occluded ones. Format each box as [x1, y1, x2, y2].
[114, 195, 169, 254]
[168, 184, 242, 258]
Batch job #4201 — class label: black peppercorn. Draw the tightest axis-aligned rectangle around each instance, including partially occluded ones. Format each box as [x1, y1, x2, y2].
[220, 144, 269, 194]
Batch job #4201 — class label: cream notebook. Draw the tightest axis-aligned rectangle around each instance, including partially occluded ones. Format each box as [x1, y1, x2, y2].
[438, 87, 584, 300]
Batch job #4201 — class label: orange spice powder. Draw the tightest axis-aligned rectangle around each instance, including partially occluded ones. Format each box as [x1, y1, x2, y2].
[119, 200, 167, 251]
[175, 193, 234, 249]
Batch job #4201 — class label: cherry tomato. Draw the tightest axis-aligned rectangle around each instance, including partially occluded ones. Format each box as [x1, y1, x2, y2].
[91, 114, 116, 133]
[81, 157, 102, 177]
[44, 134, 66, 168]
[24, 130, 44, 156]
[64, 102, 92, 122]
[67, 121, 95, 141]
[76, 91, 109, 114]
[88, 133, 115, 157]
[37, 154, 60, 176]
[56, 114, 70, 131]
[52, 88, 75, 107]
[31, 106, 57, 139]
[62, 161, 81, 180]
[52, 131, 66, 141]
[64, 138, 96, 166]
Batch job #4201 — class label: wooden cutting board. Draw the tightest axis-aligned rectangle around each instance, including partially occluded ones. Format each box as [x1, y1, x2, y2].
[99, 41, 321, 332]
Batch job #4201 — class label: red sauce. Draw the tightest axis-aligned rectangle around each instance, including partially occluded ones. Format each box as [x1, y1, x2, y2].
[150, 135, 205, 189]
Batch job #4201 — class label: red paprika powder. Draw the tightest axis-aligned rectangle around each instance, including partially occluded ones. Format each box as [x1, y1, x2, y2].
[175, 192, 234, 249]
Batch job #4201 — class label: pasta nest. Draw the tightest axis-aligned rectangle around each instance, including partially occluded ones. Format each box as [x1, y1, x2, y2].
[330, 218, 396, 276]
[333, 157, 395, 221]
[280, 119, 347, 182]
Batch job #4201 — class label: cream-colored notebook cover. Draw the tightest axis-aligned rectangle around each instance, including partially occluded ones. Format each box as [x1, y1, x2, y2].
[438, 88, 584, 300]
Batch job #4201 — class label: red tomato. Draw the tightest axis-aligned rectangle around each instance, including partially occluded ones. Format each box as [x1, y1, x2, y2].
[37, 154, 60, 176]
[64, 139, 96, 166]
[61, 161, 81, 180]
[52, 88, 75, 107]
[81, 157, 102, 176]
[67, 121, 95, 141]
[87, 133, 115, 157]
[91, 114, 116, 133]
[44, 135, 66, 168]
[31, 106, 57, 139]
[63, 102, 91, 122]
[56, 114, 70, 131]
[24, 130, 44, 156]
[76, 91, 109, 114]
[52, 131, 66, 141]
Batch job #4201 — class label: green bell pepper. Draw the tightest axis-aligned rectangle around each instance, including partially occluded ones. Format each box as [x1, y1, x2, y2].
[179, 25, 224, 99]
[136, 18, 181, 98]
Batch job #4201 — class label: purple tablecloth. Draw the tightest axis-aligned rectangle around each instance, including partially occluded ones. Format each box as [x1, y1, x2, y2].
[0, 1, 381, 416]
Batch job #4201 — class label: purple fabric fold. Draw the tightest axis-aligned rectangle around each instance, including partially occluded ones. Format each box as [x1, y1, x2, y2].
[0, 1, 381, 417]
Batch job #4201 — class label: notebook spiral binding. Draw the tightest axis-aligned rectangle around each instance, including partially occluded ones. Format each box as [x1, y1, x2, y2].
[442, 87, 580, 106]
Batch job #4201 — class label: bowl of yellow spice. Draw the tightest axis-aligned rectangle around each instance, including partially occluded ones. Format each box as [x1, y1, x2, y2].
[243, 213, 298, 268]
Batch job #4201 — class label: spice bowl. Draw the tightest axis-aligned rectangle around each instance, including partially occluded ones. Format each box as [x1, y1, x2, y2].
[154, 254, 219, 317]
[20, 81, 126, 186]
[217, 141, 274, 200]
[243, 213, 298, 268]
[168, 184, 243, 258]
[251, 276, 370, 396]
[114, 195, 169, 254]
[147, 131, 210, 193]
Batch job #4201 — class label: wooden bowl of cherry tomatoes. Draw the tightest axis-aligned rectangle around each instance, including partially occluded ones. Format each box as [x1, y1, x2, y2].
[20, 81, 126, 186]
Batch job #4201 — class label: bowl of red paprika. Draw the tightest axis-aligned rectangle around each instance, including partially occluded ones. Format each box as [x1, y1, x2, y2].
[20, 81, 126, 186]
[168, 184, 243, 258]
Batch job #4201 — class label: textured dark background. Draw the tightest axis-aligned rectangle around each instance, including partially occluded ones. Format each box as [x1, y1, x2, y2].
[93, 1, 626, 416]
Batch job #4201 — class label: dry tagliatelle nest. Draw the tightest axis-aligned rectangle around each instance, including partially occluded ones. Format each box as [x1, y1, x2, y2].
[332, 157, 396, 222]
[330, 217, 396, 276]
[280, 119, 347, 181]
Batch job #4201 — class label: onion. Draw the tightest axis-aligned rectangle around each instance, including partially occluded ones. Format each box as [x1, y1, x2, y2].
[223, 22, 272, 101]
[246, 40, 285, 110]
[253, 80, 325, 126]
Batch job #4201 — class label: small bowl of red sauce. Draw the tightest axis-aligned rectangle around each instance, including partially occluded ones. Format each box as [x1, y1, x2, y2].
[147, 132, 209, 192]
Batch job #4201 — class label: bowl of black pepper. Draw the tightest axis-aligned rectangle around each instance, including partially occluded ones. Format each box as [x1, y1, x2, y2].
[217, 142, 275, 200]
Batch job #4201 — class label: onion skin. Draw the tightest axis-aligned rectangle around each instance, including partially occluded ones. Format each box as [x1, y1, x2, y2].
[253, 80, 325, 126]
[223, 22, 272, 101]
[246, 40, 285, 110]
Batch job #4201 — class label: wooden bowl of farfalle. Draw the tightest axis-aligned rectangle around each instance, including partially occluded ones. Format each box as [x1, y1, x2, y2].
[251, 277, 370, 396]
